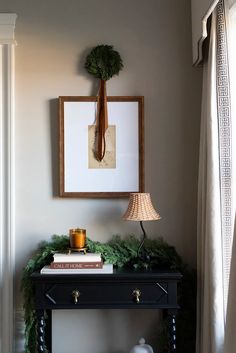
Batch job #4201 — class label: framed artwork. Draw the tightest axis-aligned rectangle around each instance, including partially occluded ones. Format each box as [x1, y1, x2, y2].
[59, 96, 144, 198]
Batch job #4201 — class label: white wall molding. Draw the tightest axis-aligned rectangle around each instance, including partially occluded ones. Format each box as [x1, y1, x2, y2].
[14, 310, 25, 353]
[0, 13, 17, 353]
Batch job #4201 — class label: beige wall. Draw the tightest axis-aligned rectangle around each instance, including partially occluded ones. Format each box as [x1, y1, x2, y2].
[1, 0, 202, 352]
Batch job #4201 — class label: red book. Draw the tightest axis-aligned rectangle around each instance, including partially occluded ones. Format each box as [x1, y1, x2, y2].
[50, 262, 103, 269]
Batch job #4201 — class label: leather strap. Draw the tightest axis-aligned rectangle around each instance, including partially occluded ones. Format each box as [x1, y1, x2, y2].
[96, 79, 108, 161]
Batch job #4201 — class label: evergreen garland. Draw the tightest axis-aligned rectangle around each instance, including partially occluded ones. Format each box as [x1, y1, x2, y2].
[85, 44, 123, 81]
[21, 235, 196, 353]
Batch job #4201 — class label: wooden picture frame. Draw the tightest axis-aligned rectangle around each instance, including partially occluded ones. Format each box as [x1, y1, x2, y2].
[59, 96, 144, 198]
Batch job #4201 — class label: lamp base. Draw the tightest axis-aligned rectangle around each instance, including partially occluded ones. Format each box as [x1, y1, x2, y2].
[129, 254, 151, 270]
[137, 221, 148, 258]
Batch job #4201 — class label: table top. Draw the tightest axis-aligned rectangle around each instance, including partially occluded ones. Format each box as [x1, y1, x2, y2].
[31, 268, 182, 281]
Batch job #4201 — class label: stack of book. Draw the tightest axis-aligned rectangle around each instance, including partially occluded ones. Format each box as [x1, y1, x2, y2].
[40, 252, 113, 274]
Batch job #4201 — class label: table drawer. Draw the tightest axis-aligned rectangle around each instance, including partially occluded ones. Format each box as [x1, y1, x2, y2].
[43, 281, 169, 307]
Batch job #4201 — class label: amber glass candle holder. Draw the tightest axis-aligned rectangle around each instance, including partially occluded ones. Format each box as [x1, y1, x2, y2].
[69, 229, 86, 249]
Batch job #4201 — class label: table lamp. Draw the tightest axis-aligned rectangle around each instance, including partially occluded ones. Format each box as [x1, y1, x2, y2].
[122, 193, 161, 256]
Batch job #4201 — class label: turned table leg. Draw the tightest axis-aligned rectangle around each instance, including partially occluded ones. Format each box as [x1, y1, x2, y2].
[36, 310, 46, 353]
[36, 310, 52, 353]
[167, 310, 177, 353]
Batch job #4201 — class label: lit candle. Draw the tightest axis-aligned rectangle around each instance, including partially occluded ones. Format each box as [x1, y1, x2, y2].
[69, 228, 86, 249]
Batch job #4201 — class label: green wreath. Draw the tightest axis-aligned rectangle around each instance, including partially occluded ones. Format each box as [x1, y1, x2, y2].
[85, 44, 123, 81]
[21, 235, 196, 353]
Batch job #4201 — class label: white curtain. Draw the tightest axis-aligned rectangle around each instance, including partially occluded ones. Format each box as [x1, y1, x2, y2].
[223, 224, 236, 352]
[223, 2, 236, 353]
[197, 0, 235, 352]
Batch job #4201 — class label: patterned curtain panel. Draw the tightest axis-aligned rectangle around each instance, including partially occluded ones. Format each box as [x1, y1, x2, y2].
[197, 1, 233, 352]
[215, 0, 232, 308]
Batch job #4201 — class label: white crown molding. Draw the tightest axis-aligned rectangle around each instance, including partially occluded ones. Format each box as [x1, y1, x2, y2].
[0, 14, 17, 44]
[0, 13, 17, 353]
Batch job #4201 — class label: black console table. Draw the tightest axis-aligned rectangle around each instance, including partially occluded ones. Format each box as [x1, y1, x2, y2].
[31, 270, 182, 353]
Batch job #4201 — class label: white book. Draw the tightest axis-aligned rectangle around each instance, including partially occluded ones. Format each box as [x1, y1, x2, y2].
[53, 252, 101, 263]
[40, 264, 113, 274]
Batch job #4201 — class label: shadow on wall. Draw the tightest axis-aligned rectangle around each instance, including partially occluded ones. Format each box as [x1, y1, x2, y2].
[77, 46, 100, 96]
[49, 99, 59, 197]
[48, 50, 100, 199]
[52, 309, 160, 353]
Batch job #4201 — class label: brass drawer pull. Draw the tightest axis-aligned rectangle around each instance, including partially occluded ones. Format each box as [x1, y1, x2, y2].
[72, 290, 80, 304]
[132, 288, 141, 303]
